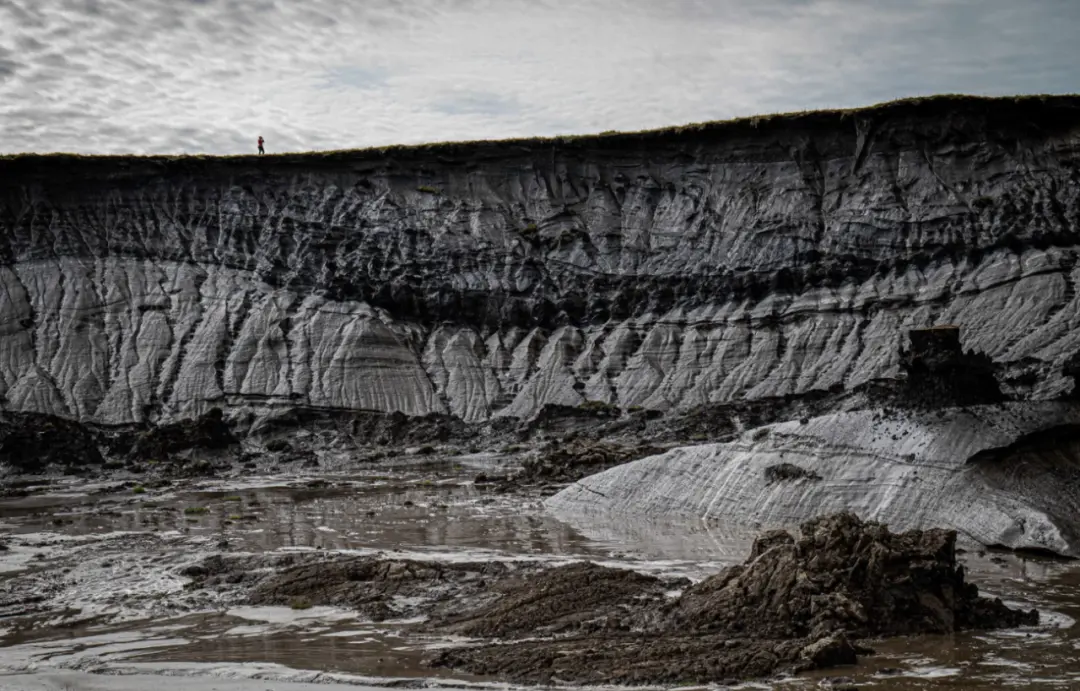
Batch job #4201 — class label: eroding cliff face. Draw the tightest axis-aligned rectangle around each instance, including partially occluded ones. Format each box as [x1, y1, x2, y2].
[2, 96, 1080, 424]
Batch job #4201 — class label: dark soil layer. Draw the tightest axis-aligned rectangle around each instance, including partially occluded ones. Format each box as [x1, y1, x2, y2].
[127, 407, 238, 461]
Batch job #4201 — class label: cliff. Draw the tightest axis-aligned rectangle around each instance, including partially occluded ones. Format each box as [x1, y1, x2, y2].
[2, 95, 1080, 424]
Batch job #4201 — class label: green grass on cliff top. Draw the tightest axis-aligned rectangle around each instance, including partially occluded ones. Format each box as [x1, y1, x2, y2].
[3, 93, 1076, 162]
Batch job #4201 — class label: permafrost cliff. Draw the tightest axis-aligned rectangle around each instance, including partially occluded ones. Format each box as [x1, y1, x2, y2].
[3, 96, 1080, 425]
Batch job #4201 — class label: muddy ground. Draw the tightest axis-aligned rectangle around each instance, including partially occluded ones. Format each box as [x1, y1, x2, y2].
[170, 512, 1035, 685]
[0, 461, 1077, 690]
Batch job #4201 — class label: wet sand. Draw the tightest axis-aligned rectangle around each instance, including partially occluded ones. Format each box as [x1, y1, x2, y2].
[2, 459, 1080, 690]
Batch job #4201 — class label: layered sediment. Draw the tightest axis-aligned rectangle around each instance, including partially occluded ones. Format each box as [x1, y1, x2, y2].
[2, 96, 1079, 425]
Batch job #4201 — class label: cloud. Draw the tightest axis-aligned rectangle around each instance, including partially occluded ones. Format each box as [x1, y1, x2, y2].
[0, 0, 1077, 155]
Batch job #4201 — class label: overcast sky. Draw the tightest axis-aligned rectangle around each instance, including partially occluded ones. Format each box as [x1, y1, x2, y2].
[2, 0, 1077, 155]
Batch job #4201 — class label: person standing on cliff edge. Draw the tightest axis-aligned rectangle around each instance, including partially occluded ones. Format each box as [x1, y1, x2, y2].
[257, 136, 265, 154]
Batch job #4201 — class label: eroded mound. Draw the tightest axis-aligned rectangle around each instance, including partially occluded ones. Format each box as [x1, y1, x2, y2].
[430, 513, 1038, 685]
[669, 512, 1037, 639]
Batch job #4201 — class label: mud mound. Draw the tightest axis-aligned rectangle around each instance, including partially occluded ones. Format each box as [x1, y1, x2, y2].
[430, 513, 1037, 685]
[429, 562, 682, 638]
[247, 556, 523, 622]
[517, 440, 663, 484]
[669, 512, 1037, 639]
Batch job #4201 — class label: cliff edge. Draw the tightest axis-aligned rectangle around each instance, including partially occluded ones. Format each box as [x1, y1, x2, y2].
[2, 95, 1079, 424]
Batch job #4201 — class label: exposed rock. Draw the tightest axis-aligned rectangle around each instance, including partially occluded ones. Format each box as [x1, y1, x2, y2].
[799, 634, 858, 668]
[2, 96, 1079, 425]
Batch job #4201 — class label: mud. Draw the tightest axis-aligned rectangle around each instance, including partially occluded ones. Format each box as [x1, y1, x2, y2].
[0, 466, 1076, 691]
[186, 554, 536, 623]
[425, 513, 1036, 685]
[428, 561, 684, 638]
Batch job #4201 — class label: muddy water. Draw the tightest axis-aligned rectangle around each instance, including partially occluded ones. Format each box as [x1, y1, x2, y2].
[2, 460, 1080, 690]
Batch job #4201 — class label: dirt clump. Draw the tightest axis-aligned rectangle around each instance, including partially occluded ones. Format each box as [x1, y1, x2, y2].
[429, 513, 1038, 685]
[432, 634, 811, 686]
[898, 326, 1003, 407]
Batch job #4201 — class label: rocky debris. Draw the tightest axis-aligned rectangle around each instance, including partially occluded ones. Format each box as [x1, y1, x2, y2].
[764, 463, 822, 484]
[0, 413, 104, 473]
[429, 513, 1037, 685]
[1063, 350, 1080, 399]
[799, 634, 858, 668]
[127, 408, 238, 468]
[515, 440, 664, 484]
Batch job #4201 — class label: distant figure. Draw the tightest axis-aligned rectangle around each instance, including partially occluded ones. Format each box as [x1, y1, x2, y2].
[257, 136, 265, 154]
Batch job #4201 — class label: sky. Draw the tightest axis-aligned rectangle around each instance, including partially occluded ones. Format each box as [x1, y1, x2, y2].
[1, 0, 1078, 155]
